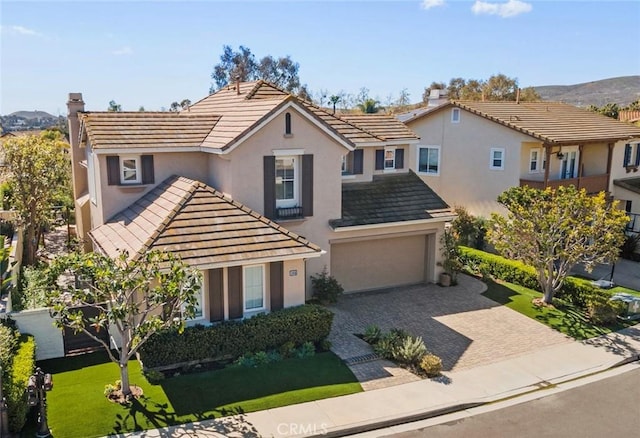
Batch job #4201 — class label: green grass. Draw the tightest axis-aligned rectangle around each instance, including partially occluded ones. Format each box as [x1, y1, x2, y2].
[482, 280, 636, 340]
[36, 351, 361, 438]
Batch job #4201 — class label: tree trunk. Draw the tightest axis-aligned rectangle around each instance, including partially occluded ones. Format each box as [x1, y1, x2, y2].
[120, 361, 131, 397]
[24, 224, 37, 266]
[542, 287, 554, 304]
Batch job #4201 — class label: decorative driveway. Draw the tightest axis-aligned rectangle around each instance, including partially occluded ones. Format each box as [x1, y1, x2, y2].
[328, 274, 572, 390]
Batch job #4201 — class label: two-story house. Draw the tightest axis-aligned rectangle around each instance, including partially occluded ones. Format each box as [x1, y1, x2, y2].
[403, 101, 640, 218]
[67, 81, 454, 324]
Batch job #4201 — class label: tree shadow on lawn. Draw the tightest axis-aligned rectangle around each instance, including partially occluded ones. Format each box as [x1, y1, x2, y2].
[112, 398, 259, 437]
[37, 349, 113, 373]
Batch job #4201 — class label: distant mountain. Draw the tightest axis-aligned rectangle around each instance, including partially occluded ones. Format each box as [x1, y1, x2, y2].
[7, 110, 56, 120]
[534, 76, 640, 108]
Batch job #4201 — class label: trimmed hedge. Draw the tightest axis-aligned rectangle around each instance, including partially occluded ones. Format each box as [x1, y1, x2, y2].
[7, 335, 36, 432]
[460, 246, 610, 307]
[139, 304, 334, 369]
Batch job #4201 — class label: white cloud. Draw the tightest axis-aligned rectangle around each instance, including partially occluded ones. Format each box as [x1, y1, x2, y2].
[472, 0, 532, 18]
[0, 25, 43, 37]
[421, 0, 445, 10]
[111, 46, 134, 56]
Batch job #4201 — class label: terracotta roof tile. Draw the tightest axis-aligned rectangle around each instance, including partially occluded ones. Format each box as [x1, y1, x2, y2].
[340, 114, 418, 142]
[406, 101, 640, 145]
[330, 171, 451, 228]
[89, 175, 322, 266]
[81, 112, 219, 149]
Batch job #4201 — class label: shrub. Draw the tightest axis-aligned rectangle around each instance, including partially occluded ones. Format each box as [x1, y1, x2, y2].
[318, 339, 332, 352]
[0, 324, 17, 368]
[279, 341, 296, 358]
[585, 291, 624, 325]
[459, 247, 539, 290]
[6, 335, 36, 432]
[13, 265, 49, 311]
[373, 328, 409, 360]
[620, 234, 640, 261]
[253, 351, 271, 366]
[310, 267, 344, 303]
[103, 383, 117, 397]
[362, 324, 382, 344]
[440, 228, 463, 284]
[452, 206, 486, 250]
[143, 369, 165, 384]
[296, 342, 316, 359]
[139, 304, 333, 369]
[393, 336, 427, 365]
[420, 354, 443, 377]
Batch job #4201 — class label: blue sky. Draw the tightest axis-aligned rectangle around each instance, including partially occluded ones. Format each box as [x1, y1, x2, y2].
[1, 0, 639, 115]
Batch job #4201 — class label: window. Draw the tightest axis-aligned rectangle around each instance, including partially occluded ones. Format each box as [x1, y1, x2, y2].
[244, 265, 265, 311]
[529, 149, 539, 173]
[490, 148, 505, 170]
[86, 145, 97, 203]
[275, 156, 297, 207]
[451, 108, 461, 123]
[342, 149, 363, 176]
[417, 146, 440, 175]
[106, 155, 154, 186]
[285, 112, 292, 135]
[375, 148, 404, 170]
[384, 148, 395, 169]
[623, 143, 640, 167]
[183, 282, 204, 320]
[120, 156, 141, 184]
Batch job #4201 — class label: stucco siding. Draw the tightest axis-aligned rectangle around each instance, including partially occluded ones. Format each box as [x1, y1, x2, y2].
[94, 151, 209, 225]
[283, 259, 306, 307]
[408, 109, 538, 217]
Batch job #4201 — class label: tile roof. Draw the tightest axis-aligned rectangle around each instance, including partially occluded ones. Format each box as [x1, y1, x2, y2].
[405, 101, 640, 145]
[89, 175, 322, 266]
[340, 114, 419, 142]
[330, 171, 452, 228]
[80, 112, 220, 149]
[614, 176, 640, 195]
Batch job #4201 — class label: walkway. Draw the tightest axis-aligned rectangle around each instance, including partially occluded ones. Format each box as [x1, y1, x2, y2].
[328, 275, 571, 389]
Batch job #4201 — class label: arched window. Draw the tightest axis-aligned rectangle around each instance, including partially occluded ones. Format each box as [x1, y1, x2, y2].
[285, 112, 292, 135]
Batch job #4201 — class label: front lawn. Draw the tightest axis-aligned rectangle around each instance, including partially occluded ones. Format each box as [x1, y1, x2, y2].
[482, 280, 637, 340]
[36, 351, 361, 438]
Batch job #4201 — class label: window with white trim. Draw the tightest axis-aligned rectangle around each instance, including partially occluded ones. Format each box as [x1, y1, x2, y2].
[529, 149, 540, 173]
[417, 145, 440, 175]
[384, 148, 396, 169]
[490, 148, 505, 170]
[182, 278, 204, 320]
[86, 145, 97, 203]
[451, 108, 461, 123]
[275, 156, 297, 207]
[623, 143, 640, 167]
[243, 265, 265, 311]
[120, 155, 141, 184]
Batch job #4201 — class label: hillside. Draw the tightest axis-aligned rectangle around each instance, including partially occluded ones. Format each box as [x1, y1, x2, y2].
[534, 76, 640, 108]
[7, 110, 56, 120]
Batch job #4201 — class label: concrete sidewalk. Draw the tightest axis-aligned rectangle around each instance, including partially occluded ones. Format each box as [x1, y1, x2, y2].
[119, 325, 640, 438]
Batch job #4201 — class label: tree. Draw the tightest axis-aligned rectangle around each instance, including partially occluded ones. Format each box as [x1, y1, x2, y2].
[396, 88, 411, 108]
[1, 132, 70, 265]
[169, 101, 180, 112]
[47, 250, 201, 398]
[358, 98, 383, 114]
[138, 106, 145, 112]
[210, 45, 303, 94]
[447, 77, 466, 100]
[328, 94, 341, 114]
[488, 186, 628, 304]
[107, 100, 122, 112]
[180, 99, 191, 109]
[588, 102, 620, 119]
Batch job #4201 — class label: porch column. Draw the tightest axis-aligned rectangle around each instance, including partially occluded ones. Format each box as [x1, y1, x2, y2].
[543, 143, 551, 188]
[606, 143, 614, 192]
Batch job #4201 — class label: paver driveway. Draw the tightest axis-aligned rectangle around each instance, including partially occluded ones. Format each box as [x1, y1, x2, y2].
[328, 274, 572, 390]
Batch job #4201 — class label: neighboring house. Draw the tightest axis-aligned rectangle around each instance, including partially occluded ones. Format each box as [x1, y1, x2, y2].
[403, 101, 640, 217]
[66, 81, 453, 322]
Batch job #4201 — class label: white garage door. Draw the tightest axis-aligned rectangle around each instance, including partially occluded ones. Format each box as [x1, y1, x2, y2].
[331, 235, 427, 293]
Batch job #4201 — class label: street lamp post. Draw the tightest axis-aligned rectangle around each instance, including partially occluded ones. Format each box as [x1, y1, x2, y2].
[27, 367, 52, 438]
[0, 366, 9, 438]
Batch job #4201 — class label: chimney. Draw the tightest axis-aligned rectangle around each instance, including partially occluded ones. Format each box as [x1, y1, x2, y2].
[66, 93, 86, 201]
[236, 75, 241, 95]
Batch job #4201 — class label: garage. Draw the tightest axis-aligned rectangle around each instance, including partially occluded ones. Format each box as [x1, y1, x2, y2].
[331, 234, 430, 293]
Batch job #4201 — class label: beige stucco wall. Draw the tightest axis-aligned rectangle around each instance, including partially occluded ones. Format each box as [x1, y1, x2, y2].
[283, 258, 306, 307]
[11, 308, 64, 360]
[92, 151, 210, 226]
[408, 109, 538, 217]
[610, 139, 640, 182]
[220, 107, 348, 291]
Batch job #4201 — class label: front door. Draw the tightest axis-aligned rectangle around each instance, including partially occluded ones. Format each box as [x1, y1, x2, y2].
[560, 149, 578, 179]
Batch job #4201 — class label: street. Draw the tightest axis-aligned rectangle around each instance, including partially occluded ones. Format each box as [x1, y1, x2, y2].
[384, 366, 640, 438]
